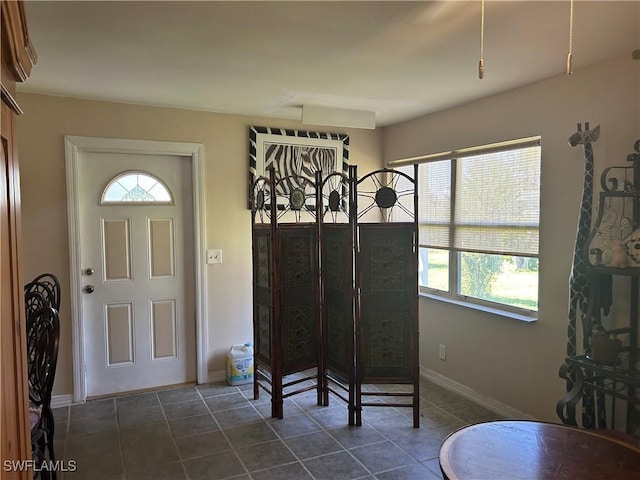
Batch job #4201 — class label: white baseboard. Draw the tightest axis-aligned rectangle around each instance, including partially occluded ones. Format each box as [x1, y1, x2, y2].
[51, 394, 74, 409]
[207, 370, 226, 384]
[420, 366, 535, 420]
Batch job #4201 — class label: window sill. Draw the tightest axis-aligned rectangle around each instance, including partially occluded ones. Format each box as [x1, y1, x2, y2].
[420, 291, 538, 323]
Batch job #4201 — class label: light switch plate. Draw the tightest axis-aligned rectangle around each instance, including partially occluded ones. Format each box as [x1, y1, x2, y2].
[207, 249, 222, 264]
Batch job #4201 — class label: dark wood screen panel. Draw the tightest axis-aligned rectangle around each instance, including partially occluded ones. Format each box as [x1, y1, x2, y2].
[322, 224, 353, 380]
[279, 225, 319, 374]
[358, 223, 417, 382]
[252, 225, 272, 366]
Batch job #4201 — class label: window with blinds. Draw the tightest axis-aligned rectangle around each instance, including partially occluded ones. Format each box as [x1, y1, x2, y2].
[402, 137, 540, 315]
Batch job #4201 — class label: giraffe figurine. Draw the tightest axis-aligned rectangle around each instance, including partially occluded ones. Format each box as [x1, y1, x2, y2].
[566, 122, 605, 428]
[566, 122, 599, 360]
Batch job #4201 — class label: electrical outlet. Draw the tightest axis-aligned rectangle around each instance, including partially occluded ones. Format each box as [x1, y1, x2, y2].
[439, 344, 446, 361]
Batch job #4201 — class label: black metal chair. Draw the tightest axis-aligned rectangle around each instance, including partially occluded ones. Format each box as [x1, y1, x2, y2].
[24, 273, 61, 480]
[24, 273, 61, 312]
[26, 304, 60, 480]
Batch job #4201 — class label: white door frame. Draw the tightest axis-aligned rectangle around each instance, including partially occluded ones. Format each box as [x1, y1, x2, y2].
[65, 135, 208, 403]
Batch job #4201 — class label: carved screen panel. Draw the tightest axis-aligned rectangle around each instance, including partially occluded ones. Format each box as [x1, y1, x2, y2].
[252, 225, 272, 366]
[358, 223, 417, 382]
[279, 225, 319, 374]
[322, 224, 353, 379]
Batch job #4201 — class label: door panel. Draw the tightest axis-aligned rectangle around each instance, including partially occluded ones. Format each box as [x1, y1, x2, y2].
[103, 218, 132, 281]
[151, 299, 177, 360]
[149, 218, 174, 278]
[105, 303, 134, 365]
[79, 152, 195, 397]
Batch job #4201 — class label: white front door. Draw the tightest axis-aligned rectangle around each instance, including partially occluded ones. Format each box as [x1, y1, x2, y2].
[78, 151, 196, 397]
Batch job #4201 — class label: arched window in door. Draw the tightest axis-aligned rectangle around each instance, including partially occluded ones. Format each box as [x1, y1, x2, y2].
[101, 171, 173, 204]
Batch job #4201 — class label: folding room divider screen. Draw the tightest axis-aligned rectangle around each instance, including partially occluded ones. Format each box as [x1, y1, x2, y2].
[250, 165, 419, 427]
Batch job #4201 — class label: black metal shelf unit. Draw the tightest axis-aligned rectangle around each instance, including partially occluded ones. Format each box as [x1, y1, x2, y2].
[557, 141, 640, 436]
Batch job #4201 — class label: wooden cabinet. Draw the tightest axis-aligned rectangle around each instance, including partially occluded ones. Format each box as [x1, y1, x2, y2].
[1, 1, 37, 478]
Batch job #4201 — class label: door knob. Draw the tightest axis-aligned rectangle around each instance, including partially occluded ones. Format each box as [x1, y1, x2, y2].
[84, 285, 95, 294]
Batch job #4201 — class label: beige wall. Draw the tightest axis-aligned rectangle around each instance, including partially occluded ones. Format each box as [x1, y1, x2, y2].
[383, 54, 640, 421]
[17, 54, 639, 421]
[16, 95, 382, 396]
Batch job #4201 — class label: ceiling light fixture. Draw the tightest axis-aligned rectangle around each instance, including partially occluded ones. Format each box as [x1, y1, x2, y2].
[478, 0, 485, 79]
[567, 0, 574, 75]
[301, 105, 376, 130]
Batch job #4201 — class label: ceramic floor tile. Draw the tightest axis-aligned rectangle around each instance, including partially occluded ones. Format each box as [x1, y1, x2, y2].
[122, 441, 180, 476]
[65, 429, 119, 459]
[327, 424, 386, 449]
[224, 422, 278, 447]
[350, 440, 417, 474]
[205, 392, 250, 412]
[119, 421, 173, 449]
[196, 382, 242, 398]
[303, 451, 370, 480]
[420, 386, 465, 407]
[235, 439, 296, 471]
[115, 392, 159, 409]
[284, 430, 343, 460]
[119, 461, 187, 480]
[175, 430, 231, 460]
[418, 406, 466, 430]
[69, 398, 115, 421]
[309, 405, 351, 429]
[250, 462, 313, 480]
[391, 428, 443, 461]
[163, 399, 209, 420]
[437, 399, 497, 423]
[64, 450, 123, 480]
[117, 404, 166, 427]
[58, 380, 497, 480]
[375, 462, 442, 480]
[67, 412, 117, 437]
[183, 451, 246, 480]
[253, 398, 303, 418]
[214, 405, 263, 429]
[168, 413, 219, 438]
[157, 386, 200, 405]
[270, 413, 321, 439]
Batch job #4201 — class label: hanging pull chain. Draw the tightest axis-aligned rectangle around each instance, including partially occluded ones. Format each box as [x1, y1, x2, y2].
[479, 0, 485, 79]
[567, 0, 574, 75]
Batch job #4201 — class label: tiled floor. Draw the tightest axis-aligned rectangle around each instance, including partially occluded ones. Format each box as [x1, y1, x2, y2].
[52, 377, 504, 480]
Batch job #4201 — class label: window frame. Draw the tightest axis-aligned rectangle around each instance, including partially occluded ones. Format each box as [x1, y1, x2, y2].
[101, 170, 174, 205]
[395, 137, 541, 319]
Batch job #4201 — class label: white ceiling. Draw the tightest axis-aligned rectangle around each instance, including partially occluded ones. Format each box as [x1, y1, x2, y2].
[19, 1, 639, 128]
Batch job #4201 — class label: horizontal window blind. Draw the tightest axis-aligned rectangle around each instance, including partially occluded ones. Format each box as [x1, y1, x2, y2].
[417, 159, 451, 249]
[455, 146, 540, 256]
[388, 136, 541, 167]
[412, 140, 540, 256]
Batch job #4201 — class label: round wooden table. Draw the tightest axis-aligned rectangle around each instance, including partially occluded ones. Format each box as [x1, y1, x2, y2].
[439, 420, 640, 479]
